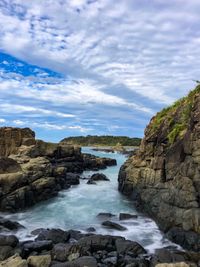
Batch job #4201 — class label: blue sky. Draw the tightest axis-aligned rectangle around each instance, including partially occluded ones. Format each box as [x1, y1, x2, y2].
[0, 0, 200, 142]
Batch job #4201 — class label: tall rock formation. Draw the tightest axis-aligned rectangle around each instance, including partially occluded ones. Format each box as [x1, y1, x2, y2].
[118, 85, 200, 251]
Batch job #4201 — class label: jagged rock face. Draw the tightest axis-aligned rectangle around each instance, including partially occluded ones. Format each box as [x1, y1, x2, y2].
[118, 88, 200, 251]
[0, 127, 36, 158]
[0, 127, 116, 211]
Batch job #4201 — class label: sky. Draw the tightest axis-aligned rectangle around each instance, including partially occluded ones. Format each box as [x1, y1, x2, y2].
[0, 0, 200, 142]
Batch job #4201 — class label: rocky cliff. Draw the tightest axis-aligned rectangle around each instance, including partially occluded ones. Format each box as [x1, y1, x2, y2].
[0, 127, 116, 212]
[118, 85, 200, 251]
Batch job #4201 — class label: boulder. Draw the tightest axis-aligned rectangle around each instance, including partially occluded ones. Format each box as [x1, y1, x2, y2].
[115, 238, 146, 256]
[0, 254, 27, 267]
[51, 243, 87, 262]
[27, 255, 51, 267]
[0, 217, 24, 231]
[36, 229, 70, 244]
[78, 234, 116, 252]
[90, 173, 110, 181]
[0, 235, 18, 247]
[22, 240, 53, 257]
[102, 221, 127, 231]
[119, 213, 138, 220]
[0, 246, 14, 261]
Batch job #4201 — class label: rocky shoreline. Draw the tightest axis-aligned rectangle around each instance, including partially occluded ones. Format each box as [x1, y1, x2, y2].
[0, 127, 116, 212]
[0, 216, 200, 267]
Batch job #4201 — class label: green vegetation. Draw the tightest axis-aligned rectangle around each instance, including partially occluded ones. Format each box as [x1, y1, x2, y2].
[150, 84, 200, 144]
[60, 135, 141, 147]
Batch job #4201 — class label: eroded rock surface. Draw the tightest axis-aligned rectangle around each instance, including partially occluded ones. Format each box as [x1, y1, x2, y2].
[0, 127, 116, 211]
[118, 85, 200, 250]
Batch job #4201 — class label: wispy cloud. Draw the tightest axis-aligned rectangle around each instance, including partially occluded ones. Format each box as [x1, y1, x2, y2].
[0, 0, 199, 140]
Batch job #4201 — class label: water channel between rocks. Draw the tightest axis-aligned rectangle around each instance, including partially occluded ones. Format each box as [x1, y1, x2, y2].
[1, 147, 178, 253]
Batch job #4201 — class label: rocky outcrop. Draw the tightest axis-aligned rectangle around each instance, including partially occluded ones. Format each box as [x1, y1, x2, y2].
[118, 85, 200, 251]
[0, 127, 35, 158]
[0, 127, 116, 212]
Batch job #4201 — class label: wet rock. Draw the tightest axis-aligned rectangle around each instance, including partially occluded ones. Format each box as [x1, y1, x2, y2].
[115, 238, 146, 256]
[87, 179, 97, 185]
[102, 256, 117, 265]
[77, 234, 116, 252]
[0, 254, 27, 267]
[151, 248, 200, 266]
[0, 235, 18, 247]
[119, 213, 138, 220]
[36, 229, 70, 244]
[90, 173, 110, 181]
[86, 227, 96, 232]
[67, 230, 86, 241]
[22, 240, 53, 256]
[102, 221, 127, 231]
[27, 255, 51, 267]
[0, 217, 24, 231]
[65, 173, 80, 185]
[51, 243, 87, 262]
[51, 256, 98, 267]
[83, 153, 117, 170]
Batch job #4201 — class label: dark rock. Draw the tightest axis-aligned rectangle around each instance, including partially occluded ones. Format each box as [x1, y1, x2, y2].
[22, 240, 53, 256]
[166, 227, 200, 251]
[0, 217, 24, 231]
[51, 243, 88, 262]
[150, 248, 188, 265]
[0, 245, 14, 261]
[102, 221, 127, 231]
[65, 173, 80, 185]
[51, 256, 98, 267]
[36, 228, 70, 244]
[115, 239, 146, 256]
[87, 179, 97, 185]
[86, 227, 96, 232]
[119, 213, 138, 220]
[78, 234, 116, 252]
[90, 173, 110, 181]
[102, 256, 117, 265]
[0, 235, 18, 247]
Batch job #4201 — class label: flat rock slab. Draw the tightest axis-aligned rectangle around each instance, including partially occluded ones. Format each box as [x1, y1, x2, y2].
[119, 213, 138, 220]
[102, 221, 127, 231]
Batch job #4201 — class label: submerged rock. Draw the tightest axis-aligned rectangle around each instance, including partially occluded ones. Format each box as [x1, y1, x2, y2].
[102, 221, 127, 231]
[119, 213, 138, 220]
[90, 173, 110, 181]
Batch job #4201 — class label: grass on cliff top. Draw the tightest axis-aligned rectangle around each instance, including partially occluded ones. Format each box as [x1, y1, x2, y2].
[150, 84, 200, 144]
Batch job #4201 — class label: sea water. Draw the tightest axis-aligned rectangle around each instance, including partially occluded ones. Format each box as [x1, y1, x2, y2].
[1, 147, 177, 252]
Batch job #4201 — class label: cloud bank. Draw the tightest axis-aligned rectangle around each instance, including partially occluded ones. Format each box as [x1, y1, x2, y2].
[0, 0, 199, 141]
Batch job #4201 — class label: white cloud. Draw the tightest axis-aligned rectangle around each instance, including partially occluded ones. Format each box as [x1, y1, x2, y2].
[0, 118, 6, 123]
